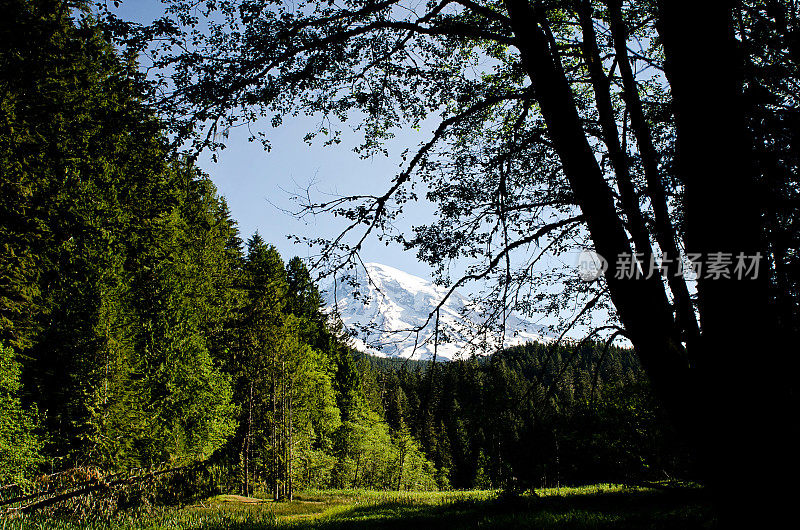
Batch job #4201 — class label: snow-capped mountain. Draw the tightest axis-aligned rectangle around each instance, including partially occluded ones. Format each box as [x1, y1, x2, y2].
[323, 262, 548, 361]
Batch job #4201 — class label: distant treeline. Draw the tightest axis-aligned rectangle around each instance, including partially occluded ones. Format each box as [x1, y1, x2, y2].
[355, 342, 695, 489]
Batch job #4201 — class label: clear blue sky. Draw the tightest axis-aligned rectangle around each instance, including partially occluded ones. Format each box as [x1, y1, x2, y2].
[110, 0, 441, 281]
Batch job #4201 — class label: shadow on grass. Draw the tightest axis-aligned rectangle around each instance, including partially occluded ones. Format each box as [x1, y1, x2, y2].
[4, 487, 715, 529]
[282, 488, 714, 530]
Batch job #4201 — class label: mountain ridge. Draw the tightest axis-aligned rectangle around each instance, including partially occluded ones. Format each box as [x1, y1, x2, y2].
[323, 262, 548, 361]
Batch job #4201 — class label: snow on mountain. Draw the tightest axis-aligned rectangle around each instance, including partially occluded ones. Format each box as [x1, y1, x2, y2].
[323, 262, 548, 361]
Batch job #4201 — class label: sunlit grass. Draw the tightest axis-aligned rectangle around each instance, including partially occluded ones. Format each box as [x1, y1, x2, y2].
[1, 484, 714, 529]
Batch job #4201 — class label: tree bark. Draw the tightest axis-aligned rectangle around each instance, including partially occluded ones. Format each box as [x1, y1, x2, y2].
[577, 0, 656, 268]
[606, 0, 700, 346]
[657, 1, 797, 524]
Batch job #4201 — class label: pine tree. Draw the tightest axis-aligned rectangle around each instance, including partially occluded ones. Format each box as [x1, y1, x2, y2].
[1, 2, 238, 470]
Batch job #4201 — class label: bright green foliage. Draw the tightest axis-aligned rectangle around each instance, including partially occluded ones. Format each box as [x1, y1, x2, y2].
[290, 340, 342, 488]
[225, 240, 435, 496]
[0, 342, 41, 484]
[117, 163, 237, 466]
[333, 406, 396, 489]
[328, 393, 438, 490]
[393, 424, 438, 491]
[0, 1, 237, 476]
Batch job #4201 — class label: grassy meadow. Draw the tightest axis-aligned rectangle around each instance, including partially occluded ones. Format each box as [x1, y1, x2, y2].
[4, 484, 715, 529]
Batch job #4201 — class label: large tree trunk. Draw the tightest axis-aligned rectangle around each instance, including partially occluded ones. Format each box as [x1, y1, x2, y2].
[505, 0, 798, 523]
[658, 1, 798, 524]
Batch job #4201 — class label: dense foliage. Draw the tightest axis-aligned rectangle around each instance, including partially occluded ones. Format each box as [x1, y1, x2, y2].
[1, 0, 236, 473]
[358, 341, 691, 490]
[0, 0, 435, 499]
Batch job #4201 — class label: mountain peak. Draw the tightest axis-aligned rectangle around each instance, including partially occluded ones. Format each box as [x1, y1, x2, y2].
[363, 262, 449, 293]
[324, 263, 547, 361]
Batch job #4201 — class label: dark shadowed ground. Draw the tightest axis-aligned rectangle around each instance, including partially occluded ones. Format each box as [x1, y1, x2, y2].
[5, 484, 715, 529]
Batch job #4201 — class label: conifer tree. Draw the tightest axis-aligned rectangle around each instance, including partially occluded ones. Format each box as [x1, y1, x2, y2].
[1, 1, 237, 471]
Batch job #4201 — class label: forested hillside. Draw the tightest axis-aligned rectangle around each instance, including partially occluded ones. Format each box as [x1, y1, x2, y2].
[0, 1, 435, 501]
[356, 342, 692, 491]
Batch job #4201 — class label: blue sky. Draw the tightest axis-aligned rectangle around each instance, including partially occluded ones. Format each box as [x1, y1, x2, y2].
[110, 0, 442, 281]
[105, 1, 599, 336]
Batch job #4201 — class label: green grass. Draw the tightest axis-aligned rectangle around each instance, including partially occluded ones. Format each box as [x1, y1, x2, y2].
[1, 484, 715, 529]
